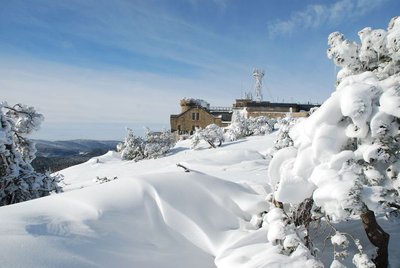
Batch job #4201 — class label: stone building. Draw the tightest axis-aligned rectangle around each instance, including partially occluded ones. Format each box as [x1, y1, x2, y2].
[170, 98, 232, 135]
[170, 70, 321, 134]
[170, 98, 319, 134]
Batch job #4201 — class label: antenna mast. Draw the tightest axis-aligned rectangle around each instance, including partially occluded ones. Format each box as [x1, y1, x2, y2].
[253, 69, 265, 102]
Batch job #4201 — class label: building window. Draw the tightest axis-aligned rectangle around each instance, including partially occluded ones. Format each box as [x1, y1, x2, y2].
[192, 112, 200, 121]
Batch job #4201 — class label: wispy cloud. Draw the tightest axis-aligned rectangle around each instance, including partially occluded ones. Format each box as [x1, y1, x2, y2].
[1, 0, 243, 76]
[0, 55, 243, 124]
[268, 0, 388, 38]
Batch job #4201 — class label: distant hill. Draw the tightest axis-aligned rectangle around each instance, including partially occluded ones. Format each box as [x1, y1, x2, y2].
[34, 139, 121, 157]
[32, 139, 120, 172]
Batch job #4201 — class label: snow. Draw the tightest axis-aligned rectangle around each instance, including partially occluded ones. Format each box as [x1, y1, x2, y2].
[4, 16, 400, 266]
[331, 232, 349, 248]
[275, 173, 315, 204]
[268, 146, 297, 189]
[181, 98, 210, 109]
[0, 135, 288, 268]
[273, 72, 400, 216]
[270, 20, 400, 264]
[0, 130, 399, 267]
[380, 84, 400, 118]
[330, 259, 346, 268]
[352, 253, 375, 268]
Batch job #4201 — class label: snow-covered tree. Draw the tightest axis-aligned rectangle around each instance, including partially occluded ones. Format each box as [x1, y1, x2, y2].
[191, 124, 224, 149]
[269, 17, 400, 267]
[144, 128, 176, 159]
[118, 128, 176, 161]
[273, 114, 298, 151]
[226, 109, 275, 141]
[327, 16, 400, 83]
[0, 102, 62, 206]
[117, 128, 145, 161]
[248, 116, 276, 136]
[225, 109, 250, 141]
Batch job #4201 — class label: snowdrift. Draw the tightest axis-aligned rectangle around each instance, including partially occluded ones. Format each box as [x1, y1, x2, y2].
[0, 134, 398, 267]
[0, 135, 282, 268]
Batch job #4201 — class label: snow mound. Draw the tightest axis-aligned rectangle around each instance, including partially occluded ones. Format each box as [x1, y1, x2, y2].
[0, 135, 295, 268]
[0, 168, 267, 267]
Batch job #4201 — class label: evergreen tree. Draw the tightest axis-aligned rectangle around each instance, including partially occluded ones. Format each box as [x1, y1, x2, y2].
[0, 102, 62, 206]
[144, 128, 176, 159]
[226, 110, 275, 141]
[270, 17, 400, 267]
[118, 128, 176, 161]
[273, 114, 297, 151]
[117, 128, 145, 161]
[191, 124, 224, 149]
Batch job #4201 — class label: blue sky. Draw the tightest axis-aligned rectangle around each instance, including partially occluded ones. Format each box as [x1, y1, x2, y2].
[1, 0, 399, 140]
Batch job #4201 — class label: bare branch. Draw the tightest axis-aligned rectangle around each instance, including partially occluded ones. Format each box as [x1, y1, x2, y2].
[176, 163, 190, 172]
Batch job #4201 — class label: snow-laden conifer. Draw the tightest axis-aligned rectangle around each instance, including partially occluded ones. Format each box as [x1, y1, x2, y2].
[117, 128, 145, 161]
[191, 124, 224, 149]
[273, 114, 298, 151]
[269, 17, 400, 267]
[225, 109, 250, 141]
[144, 128, 176, 159]
[0, 102, 62, 206]
[327, 16, 400, 82]
[248, 116, 276, 136]
[118, 128, 176, 161]
[226, 109, 275, 141]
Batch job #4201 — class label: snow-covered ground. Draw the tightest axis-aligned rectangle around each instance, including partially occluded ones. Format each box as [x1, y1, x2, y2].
[0, 133, 398, 267]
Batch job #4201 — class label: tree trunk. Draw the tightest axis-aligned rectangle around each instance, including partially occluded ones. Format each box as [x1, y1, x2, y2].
[293, 198, 313, 248]
[360, 208, 390, 268]
[272, 198, 283, 209]
[206, 140, 216, 148]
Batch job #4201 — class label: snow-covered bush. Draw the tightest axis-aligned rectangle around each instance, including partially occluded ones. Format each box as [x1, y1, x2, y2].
[192, 124, 224, 149]
[0, 102, 62, 206]
[117, 128, 145, 161]
[259, 202, 324, 266]
[225, 109, 250, 141]
[95, 176, 118, 184]
[248, 116, 276, 136]
[143, 128, 176, 159]
[269, 17, 400, 267]
[273, 114, 298, 151]
[118, 128, 176, 161]
[226, 109, 275, 141]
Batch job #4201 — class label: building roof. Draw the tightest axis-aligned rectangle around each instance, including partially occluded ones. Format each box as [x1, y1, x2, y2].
[170, 105, 232, 121]
[233, 99, 319, 111]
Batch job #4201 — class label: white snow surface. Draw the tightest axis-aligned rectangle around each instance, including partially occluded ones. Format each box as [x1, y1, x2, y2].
[1, 133, 399, 267]
[0, 134, 291, 268]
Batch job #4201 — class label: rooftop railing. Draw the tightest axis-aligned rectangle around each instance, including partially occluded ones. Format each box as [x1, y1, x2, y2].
[209, 107, 232, 112]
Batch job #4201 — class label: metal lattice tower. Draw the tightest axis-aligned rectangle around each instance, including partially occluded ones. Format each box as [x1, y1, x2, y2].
[253, 69, 265, 102]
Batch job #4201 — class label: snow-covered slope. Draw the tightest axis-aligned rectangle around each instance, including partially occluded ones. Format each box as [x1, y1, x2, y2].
[0, 135, 278, 268]
[1, 134, 399, 267]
